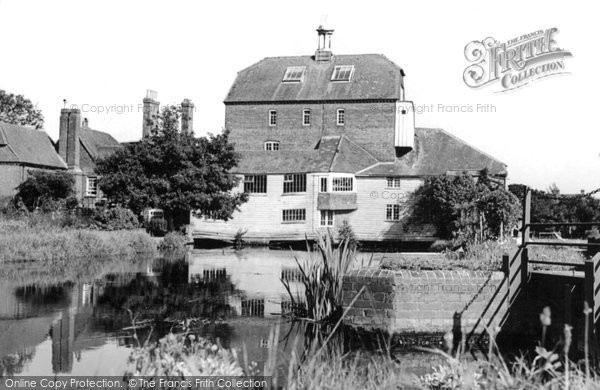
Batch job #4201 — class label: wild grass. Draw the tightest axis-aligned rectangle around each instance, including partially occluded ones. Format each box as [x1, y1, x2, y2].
[380, 239, 588, 272]
[0, 226, 154, 263]
[282, 234, 360, 324]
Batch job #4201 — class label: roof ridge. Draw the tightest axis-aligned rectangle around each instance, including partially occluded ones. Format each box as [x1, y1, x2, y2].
[418, 127, 506, 168]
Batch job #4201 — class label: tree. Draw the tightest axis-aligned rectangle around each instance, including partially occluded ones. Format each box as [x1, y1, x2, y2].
[15, 170, 75, 211]
[414, 171, 520, 245]
[95, 105, 248, 225]
[0, 90, 44, 129]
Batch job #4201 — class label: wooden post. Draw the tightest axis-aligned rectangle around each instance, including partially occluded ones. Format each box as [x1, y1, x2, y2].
[502, 254, 509, 276]
[522, 188, 531, 245]
[584, 258, 596, 346]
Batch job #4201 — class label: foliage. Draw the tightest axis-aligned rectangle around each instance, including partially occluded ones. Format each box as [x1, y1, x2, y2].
[0, 90, 44, 129]
[15, 170, 75, 211]
[158, 231, 188, 258]
[125, 333, 243, 377]
[0, 225, 154, 263]
[282, 233, 357, 324]
[412, 171, 520, 246]
[509, 183, 600, 237]
[95, 105, 248, 221]
[338, 219, 359, 250]
[85, 206, 139, 230]
[233, 228, 247, 250]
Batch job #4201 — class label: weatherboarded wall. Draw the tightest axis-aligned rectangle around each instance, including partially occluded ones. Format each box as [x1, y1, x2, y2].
[342, 268, 508, 334]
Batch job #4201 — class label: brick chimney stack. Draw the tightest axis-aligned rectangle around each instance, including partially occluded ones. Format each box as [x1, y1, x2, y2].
[315, 25, 334, 62]
[181, 99, 194, 135]
[142, 90, 160, 137]
[58, 108, 81, 170]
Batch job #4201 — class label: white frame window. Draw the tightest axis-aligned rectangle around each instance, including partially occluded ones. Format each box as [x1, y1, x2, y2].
[282, 66, 306, 82]
[320, 210, 334, 227]
[320, 177, 328, 193]
[331, 65, 354, 81]
[332, 177, 353, 192]
[283, 173, 307, 193]
[282, 208, 306, 223]
[386, 204, 401, 221]
[264, 141, 280, 151]
[269, 110, 277, 126]
[386, 177, 401, 188]
[336, 109, 345, 126]
[243, 175, 267, 193]
[302, 109, 311, 126]
[86, 177, 98, 197]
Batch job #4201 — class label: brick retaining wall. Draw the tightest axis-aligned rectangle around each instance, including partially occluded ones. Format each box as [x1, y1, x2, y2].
[342, 268, 508, 334]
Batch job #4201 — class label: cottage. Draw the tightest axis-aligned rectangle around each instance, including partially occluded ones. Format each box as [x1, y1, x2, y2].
[0, 122, 67, 206]
[189, 26, 507, 245]
[55, 109, 121, 207]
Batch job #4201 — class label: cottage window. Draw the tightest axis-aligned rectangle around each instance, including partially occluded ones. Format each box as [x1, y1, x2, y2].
[86, 177, 98, 197]
[331, 65, 354, 81]
[269, 110, 277, 126]
[336, 109, 345, 126]
[283, 173, 306, 193]
[264, 141, 280, 151]
[386, 177, 401, 188]
[320, 210, 334, 227]
[332, 177, 353, 191]
[244, 175, 267, 193]
[386, 204, 401, 221]
[302, 109, 311, 126]
[283, 66, 306, 82]
[282, 208, 306, 222]
[320, 177, 328, 192]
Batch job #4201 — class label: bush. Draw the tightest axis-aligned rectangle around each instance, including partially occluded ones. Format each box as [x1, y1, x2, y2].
[158, 232, 188, 258]
[89, 206, 140, 230]
[15, 170, 74, 211]
[337, 219, 359, 250]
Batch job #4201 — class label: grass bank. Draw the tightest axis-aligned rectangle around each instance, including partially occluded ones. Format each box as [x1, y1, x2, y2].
[0, 224, 155, 263]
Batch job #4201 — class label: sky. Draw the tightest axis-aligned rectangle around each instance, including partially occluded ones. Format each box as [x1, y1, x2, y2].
[0, 0, 597, 193]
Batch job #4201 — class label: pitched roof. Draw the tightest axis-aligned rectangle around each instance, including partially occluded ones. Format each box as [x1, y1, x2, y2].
[79, 127, 121, 161]
[0, 121, 66, 169]
[356, 128, 507, 176]
[232, 128, 506, 177]
[225, 54, 403, 103]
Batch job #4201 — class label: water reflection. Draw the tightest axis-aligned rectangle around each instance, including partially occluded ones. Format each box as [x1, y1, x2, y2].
[0, 249, 307, 376]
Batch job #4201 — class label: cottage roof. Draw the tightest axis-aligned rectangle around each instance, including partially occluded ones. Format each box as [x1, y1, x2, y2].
[0, 121, 67, 169]
[225, 54, 403, 103]
[79, 127, 121, 161]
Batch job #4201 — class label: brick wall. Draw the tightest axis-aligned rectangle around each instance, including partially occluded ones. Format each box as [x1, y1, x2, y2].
[342, 268, 508, 334]
[225, 102, 397, 161]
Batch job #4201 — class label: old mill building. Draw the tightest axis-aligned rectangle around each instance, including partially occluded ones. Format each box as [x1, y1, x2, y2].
[190, 26, 507, 245]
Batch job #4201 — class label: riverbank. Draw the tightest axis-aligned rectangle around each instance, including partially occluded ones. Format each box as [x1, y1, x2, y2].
[0, 224, 156, 263]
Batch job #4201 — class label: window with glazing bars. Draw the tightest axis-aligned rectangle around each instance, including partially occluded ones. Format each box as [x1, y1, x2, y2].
[386, 204, 401, 221]
[283, 66, 306, 82]
[337, 109, 345, 125]
[282, 208, 306, 222]
[332, 177, 353, 191]
[320, 177, 328, 192]
[264, 141, 279, 151]
[283, 173, 306, 193]
[241, 298, 265, 317]
[269, 110, 277, 126]
[331, 65, 354, 81]
[303, 109, 311, 125]
[320, 210, 334, 226]
[386, 177, 401, 188]
[244, 175, 267, 193]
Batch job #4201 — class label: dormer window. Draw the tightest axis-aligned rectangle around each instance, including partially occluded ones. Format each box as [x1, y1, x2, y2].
[264, 141, 280, 151]
[331, 65, 354, 81]
[283, 66, 306, 82]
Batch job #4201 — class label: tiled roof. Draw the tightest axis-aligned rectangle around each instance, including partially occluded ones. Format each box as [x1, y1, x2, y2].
[79, 127, 121, 161]
[0, 121, 66, 169]
[232, 128, 506, 177]
[225, 54, 403, 103]
[356, 128, 506, 176]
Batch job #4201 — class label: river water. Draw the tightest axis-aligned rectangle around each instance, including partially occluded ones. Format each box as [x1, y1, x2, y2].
[1, 248, 403, 377]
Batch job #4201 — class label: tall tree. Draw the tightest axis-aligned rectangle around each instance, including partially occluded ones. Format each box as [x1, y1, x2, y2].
[0, 90, 44, 129]
[95, 105, 247, 223]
